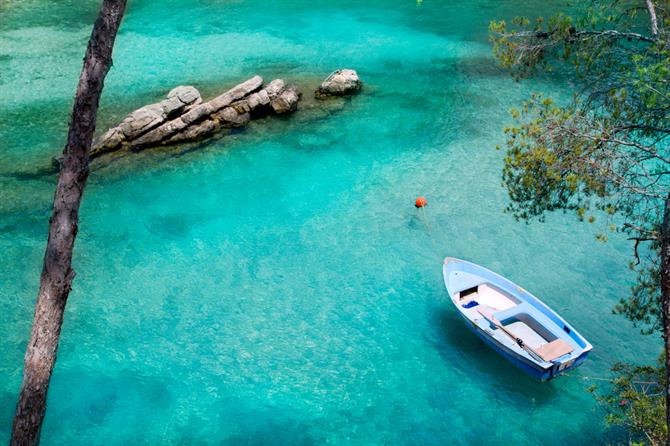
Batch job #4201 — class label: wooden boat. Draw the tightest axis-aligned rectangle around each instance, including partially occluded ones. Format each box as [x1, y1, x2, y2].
[443, 257, 592, 381]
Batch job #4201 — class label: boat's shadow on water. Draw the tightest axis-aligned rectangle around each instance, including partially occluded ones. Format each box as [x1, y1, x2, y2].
[428, 305, 561, 405]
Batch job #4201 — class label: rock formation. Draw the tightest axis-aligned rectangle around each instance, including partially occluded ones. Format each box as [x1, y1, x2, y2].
[86, 76, 301, 161]
[315, 69, 362, 98]
[91, 85, 202, 156]
[53, 70, 362, 168]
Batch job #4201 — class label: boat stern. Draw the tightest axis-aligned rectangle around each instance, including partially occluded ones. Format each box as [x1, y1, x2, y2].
[547, 343, 592, 380]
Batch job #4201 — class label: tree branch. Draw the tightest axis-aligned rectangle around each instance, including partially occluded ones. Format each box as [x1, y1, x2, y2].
[496, 28, 657, 44]
[646, 0, 659, 37]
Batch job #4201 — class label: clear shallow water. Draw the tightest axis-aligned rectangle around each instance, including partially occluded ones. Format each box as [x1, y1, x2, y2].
[0, 0, 659, 444]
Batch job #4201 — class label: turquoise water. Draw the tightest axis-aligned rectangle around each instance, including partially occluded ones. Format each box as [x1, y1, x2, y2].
[0, 0, 660, 444]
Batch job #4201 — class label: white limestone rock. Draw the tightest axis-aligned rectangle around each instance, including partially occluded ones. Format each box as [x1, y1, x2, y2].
[315, 69, 362, 98]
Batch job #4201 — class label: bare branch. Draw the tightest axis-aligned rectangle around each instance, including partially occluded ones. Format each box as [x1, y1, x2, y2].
[646, 0, 660, 37]
[495, 28, 657, 44]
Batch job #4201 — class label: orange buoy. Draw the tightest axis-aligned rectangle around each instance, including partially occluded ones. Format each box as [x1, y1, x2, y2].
[415, 196, 427, 208]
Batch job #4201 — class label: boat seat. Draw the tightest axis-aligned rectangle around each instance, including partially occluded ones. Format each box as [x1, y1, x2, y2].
[492, 304, 576, 361]
[504, 321, 547, 349]
[493, 302, 534, 322]
[535, 339, 573, 361]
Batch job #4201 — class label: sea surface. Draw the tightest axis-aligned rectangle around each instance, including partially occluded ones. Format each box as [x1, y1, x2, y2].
[0, 0, 660, 444]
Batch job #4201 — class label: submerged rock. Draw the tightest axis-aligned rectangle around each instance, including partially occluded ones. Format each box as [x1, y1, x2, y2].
[315, 69, 362, 98]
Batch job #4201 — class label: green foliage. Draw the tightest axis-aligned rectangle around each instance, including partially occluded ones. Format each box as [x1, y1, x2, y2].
[500, 93, 609, 221]
[590, 356, 667, 445]
[490, 2, 670, 443]
[490, 13, 576, 79]
[491, 0, 670, 333]
[617, 260, 663, 334]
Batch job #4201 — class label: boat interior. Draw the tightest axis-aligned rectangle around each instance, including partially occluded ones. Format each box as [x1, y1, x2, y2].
[458, 283, 519, 311]
[456, 283, 574, 362]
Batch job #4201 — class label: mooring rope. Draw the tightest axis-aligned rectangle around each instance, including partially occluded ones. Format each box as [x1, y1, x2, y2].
[563, 373, 613, 382]
[563, 372, 661, 387]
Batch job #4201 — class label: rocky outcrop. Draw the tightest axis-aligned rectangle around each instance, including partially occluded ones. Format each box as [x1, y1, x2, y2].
[86, 76, 301, 160]
[315, 69, 362, 98]
[90, 85, 202, 157]
[271, 84, 301, 113]
[51, 70, 360, 168]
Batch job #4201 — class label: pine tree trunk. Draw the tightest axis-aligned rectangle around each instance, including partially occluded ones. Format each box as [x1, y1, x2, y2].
[661, 191, 670, 446]
[10, 1, 127, 444]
